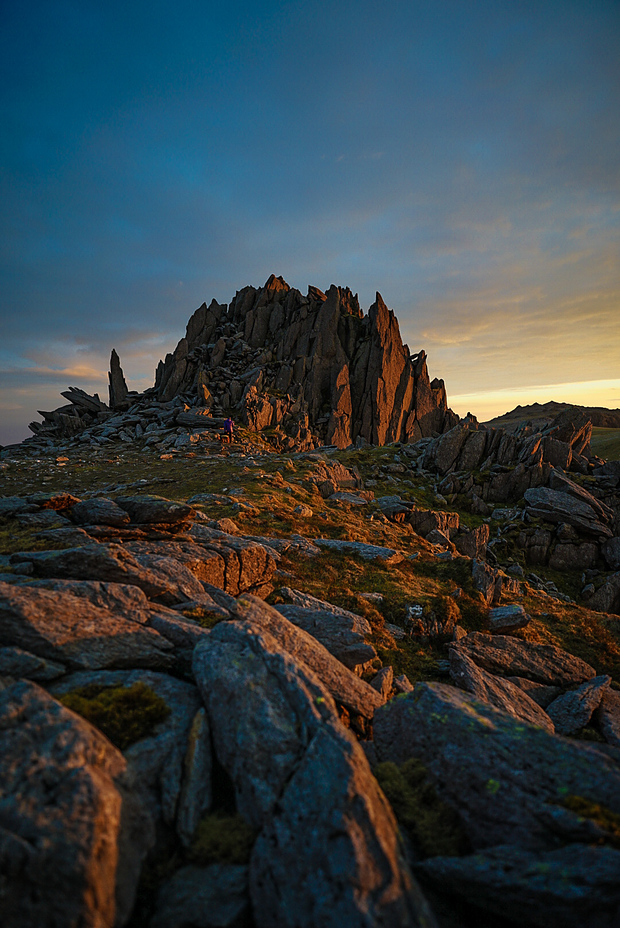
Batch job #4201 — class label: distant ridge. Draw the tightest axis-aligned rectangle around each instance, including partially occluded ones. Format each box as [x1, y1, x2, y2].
[484, 401, 620, 432]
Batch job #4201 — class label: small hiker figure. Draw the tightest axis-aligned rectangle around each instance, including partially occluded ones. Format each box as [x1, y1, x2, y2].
[223, 417, 234, 444]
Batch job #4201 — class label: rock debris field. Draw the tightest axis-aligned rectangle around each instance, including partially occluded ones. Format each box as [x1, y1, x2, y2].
[1, 277, 620, 928]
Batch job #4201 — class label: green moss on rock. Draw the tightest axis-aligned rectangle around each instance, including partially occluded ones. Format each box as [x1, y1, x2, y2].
[188, 812, 257, 865]
[60, 681, 170, 750]
[374, 757, 468, 858]
[561, 795, 620, 848]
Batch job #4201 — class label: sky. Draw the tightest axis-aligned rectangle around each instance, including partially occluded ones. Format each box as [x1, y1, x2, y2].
[1, 0, 619, 445]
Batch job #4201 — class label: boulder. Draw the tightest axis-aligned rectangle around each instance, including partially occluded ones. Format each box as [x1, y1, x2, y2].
[70, 497, 131, 526]
[546, 675, 612, 735]
[192, 618, 433, 927]
[472, 559, 520, 605]
[0, 679, 152, 928]
[0, 581, 174, 671]
[454, 523, 490, 559]
[505, 676, 562, 708]
[0, 644, 65, 681]
[228, 595, 383, 719]
[50, 670, 211, 843]
[417, 844, 620, 928]
[313, 538, 404, 563]
[588, 573, 620, 615]
[595, 688, 620, 748]
[373, 681, 620, 851]
[448, 648, 555, 732]
[26, 578, 153, 624]
[524, 487, 612, 539]
[451, 631, 596, 686]
[150, 864, 250, 928]
[407, 508, 459, 539]
[276, 590, 376, 671]
[487, 603, 530, 632]
[115, 495, 196, 524]
[13, 544, 171, 598]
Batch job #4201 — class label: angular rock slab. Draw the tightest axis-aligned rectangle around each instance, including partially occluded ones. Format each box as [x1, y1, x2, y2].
[0, 679, 151, 928]
[452, 631, 595, 686]
[546, 675, 612, 735]
[27, 578, 153, 623]
[275, 596, 377, 671]
[250, 723, 436, 928]
[488, 603, 530, 633]
[373, 682, 620, 852]
[595, 688, 620, 748]
[13, 544, 170, 597]
[448, 648, 554, 732]
[230, 595, 383, 719]
[150, 864, 250, 928]
[0, 581, 174, 671]
[50, 669, 211, 842]
[193, 620, 431, 928]
[417, 844, 620, 928]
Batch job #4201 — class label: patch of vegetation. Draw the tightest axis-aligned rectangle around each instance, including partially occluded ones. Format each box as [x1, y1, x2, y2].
[375, 758, 468, 858]
[188, 812, 257, 865]
[560, 795, 620, 849]
[60, 681, 170, 750]
[180, 605, 227, 629]
[0, 519, 73, 555]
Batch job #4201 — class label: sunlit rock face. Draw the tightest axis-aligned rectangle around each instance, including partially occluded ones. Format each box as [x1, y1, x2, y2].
[154, 275, 457, 449]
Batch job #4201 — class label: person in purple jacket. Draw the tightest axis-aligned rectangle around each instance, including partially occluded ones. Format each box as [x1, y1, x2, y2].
[223, 417, 234, 443]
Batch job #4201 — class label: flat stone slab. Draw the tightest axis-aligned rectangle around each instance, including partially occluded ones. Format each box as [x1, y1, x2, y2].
[452, 631, 596, 686]
[313, 538, 404, 563]
[11, 544, 171, 598]
[0, 581, 174, 671]
[417, 844, 620, 928]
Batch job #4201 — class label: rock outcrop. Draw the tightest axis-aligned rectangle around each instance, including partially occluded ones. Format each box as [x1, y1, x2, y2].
[23, 275, 456, 452]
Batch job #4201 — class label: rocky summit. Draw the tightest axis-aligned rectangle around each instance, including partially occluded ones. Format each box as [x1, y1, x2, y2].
[24, 275, 456, 453]
[1, 279, 620, 928]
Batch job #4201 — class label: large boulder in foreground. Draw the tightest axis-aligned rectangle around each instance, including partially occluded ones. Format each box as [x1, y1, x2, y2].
[0, 679, 152, 928]
[373, 682, 620, 852]
[193, 619, 433, 927]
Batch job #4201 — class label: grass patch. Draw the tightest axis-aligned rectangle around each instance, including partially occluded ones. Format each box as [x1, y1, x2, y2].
[60, 681, 170, 750]
[590, 428, 620, 461]
[375, 758, 468, 858]
[0, 518, 74, 555]
[188, 812, 257, 865]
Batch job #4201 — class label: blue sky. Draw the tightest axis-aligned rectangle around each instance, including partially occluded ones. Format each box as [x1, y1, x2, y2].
[1, 0, 619, 443]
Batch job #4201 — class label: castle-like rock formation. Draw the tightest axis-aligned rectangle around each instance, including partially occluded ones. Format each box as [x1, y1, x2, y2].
[153, 275, 456, 449]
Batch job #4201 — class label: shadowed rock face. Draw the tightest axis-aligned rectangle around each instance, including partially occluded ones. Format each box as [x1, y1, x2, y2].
[153, 276, 456, 449]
